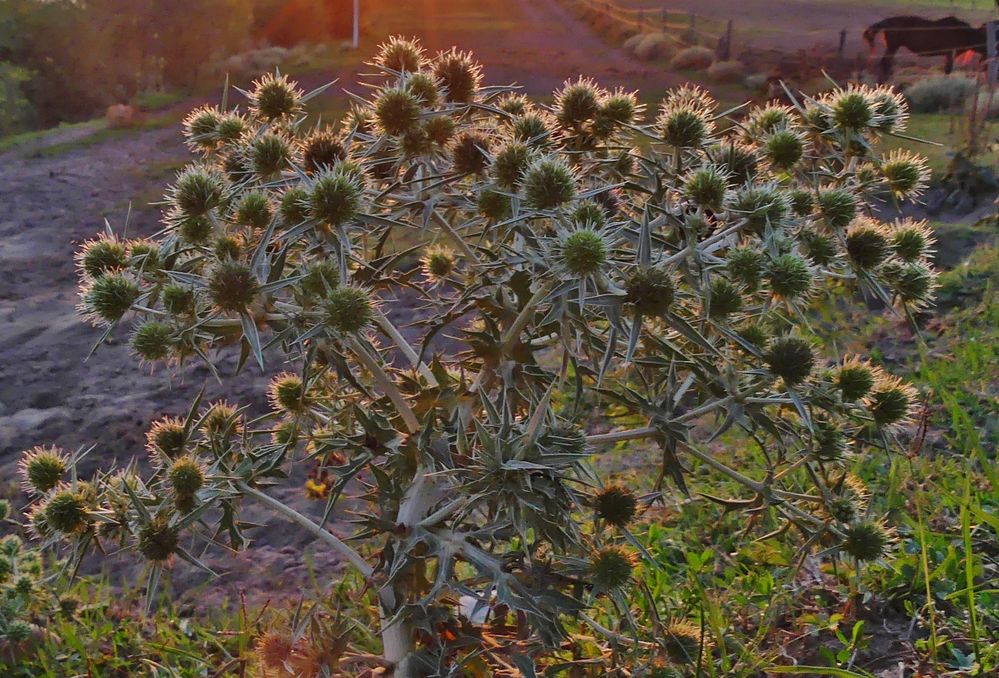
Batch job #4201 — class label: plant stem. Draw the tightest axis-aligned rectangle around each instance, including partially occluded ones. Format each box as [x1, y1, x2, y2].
[500, 280, 554, 352]
[346, 337, 420, 433]
[372, 308, 439, 386]
[431, 209, 480, 264]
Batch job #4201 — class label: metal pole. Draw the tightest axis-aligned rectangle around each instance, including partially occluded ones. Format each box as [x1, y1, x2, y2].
[353, 0, 360, 49]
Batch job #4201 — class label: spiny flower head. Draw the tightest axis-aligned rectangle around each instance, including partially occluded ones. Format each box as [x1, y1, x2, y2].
[889, 218, 935, 262]
[812, 417, 849, 461]
[836, 357, 877, 401]
[498, 93, 530, 115]
[201, 401, 242, 439]
[18, 446, 67, 495]
[559, 228, 609, 276]
[235, 191, 273, 229]
[881, 259, 937, 308]
[215, 113, 247, 144]
[207, 259, 259, 313]
[137, 517, 180, 561]
[433, 48, 482, 103]
[423, 115, 456, 146]
[130, 321, 173, 362]
[707, 278, 744, 318]
[301, 128, 346, 173]
[764, 335, 815, 386]
[816, 187, 858, 231]
[146, 417, 187, 460]
[572, 200, 608, 229]
[249, 132, 294, 178]
[766, 253, 812, 300]
[404, 71, 440, 106]
[214, 233, 244, 261]
[764, 128, 805, 170]
[174, 213, 213, 244]
[182, 106, 222, 151]
[128, 240, 160, 272]
[300, 260, 340, 297]
[268, 373, 307, 413]
[170, 164, 228, 218]
[169, 456, 205, 498]
[42, 484, 90, 534]
[658, 103, 714, 149]
[730, 183, 790, 235]
[324, 286, 373, 334]
[523, 156, 577, 209]
[880, 149, 930, 199]
[309, 167, 364, 226]
[376, 86, 421, 136]
[869, 85, 909, 133]
[799, 228, 838, 267]
[711, 141, 758, 184]
[866, 375, 917, 428]
[76, 235, 129, 279]
[450, 131, 491, 175]
[594, 485, 638, 527]
[824, 85, 875, 132]
[601, 89, 640, 126]
[683, 164, 730, 211]
[662, 620, 704, 665]
[248, 72, 302, 121]
[492, 142, 532, 189]
[476, 187, 511, 222]
[842, 519, 893, 562]
[727, 246, 765, 292]
[555, 77, 604, 128]
[513, 112, 553, 146]
[625, 267, 674, 316]
[590, 545, 636, 590]
[744, 101, 797, 137]
[375, 36, 426, 73]
[80, 273, 140, 325]
[422, 245, 457, 281]
[845, 217, 890, 270]
[280, 187, 311, 226]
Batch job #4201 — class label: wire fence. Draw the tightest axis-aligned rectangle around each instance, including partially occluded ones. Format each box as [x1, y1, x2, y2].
[562, 0, 726, 48]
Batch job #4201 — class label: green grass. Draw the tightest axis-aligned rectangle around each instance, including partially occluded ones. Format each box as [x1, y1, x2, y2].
[884, 113, 999, 178]
[0, 119, 106, 154]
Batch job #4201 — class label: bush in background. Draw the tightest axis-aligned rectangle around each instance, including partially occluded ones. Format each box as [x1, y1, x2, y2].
[669, 45, 715, 70]
[904, 74, 978, 113]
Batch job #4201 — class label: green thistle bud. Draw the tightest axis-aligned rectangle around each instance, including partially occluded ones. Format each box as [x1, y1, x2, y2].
[708, 278, 743, 318]
[766, 253, 812, 300]
[572, 201, 607, 230]
[880, 149, 929, 199]
[147, 417, 186, 459]
[764, 128, 805, 169]
[309, 169, 363, 226]
[300, 260, 339, 298]
[432, 48, 482, 103]
[162, 284, 194, 316]
[451, 132, 491, 175]
[249, 73, 302, 121]
[789, 189, 814, 217]
[268, 373, 306, 412]
[182, 106, 221, 151]
[658, 105, 712, 148]
[401, 126, 431, 157]
[77, 236, 129, 279]
[214, 234, 244, 261]
[828, 497, 859, 523]
[663, 621, 704, 665]
[422, 246, 456, 281]
[235, 191, 273, 230]
[845, 218, 890, 269]
[812, 418, 848, 461]
[5, 620, 33, 644]
[215, 113, 247, 144]
[601, 90, 638, 125]
[207, 259, 258, 313]
[169, 456, 204, 497]
[555, 78, 602, 128]
[376, 36, 425, 72]
[622, 267, 674, 316]
[202, 401, 241, 439]
[523, 157, 576, 209]
[128, 240, 160, 272]
[301, 129, 346, 173]
[889, 219, 935, 262]
[541, 424, 588, 454]
[836, 359, 876, 401]
[477, 188, 511, 221]
[745, 102, 795, 136]
[799, 229, 838, 266]
[764, 335, 815, 386]
[492, 142, 531, 190]
[842, 519, 891, 561]
[0, 499, 8, 522]
[250, 132, 293, 178]
[826, 87, 874, 132]
[273, 420, 300, 446]
[561, 229, 608, 276]
[222, 149, 250, 183]
[869, 85, 908, 132]
[19, 446, 67, 495]
[325, 286, 373, 334]
[59, 594, 81, 617]
[513, 113, 551, 146]
[43, 486, 89, 534]
[590, 546, 635, 590]
[176, 214, 213, 244]
[376, 87, 421, 136]
[497, 93, 530, 115]
[683, 165, 729, 211]
[730, 184, 789, 235]
[280, 187, 311, 225]
[727, 247, 765, 292]
[138, 517, 180, 562]
[711, 142, 758, 185]
[82, 273, 140, 324]
[882, 259, 937, 307]
[131, 321, 173, 362]
[423, 116, 456, 146]
[405, 72, 439, 105]
[816, 188, 857, 230]
[594, 485, 638, 527]
[171, 164, 228, 218]
[867, 377, 915, 427]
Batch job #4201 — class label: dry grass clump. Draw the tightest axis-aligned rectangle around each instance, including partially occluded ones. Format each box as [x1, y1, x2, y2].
[631, 33, 674, 62]
[669, 45, 714, 70]
[707, 59, 745, 82]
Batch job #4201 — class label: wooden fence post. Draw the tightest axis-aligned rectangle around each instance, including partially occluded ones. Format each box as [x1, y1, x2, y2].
[686, 13, 697, 45]
[987, 21, 999, 86]
[838, 29, 847, 60]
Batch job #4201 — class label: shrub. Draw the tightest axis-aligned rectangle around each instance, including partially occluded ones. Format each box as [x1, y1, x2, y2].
[904, 75, 977, 113]
[634, 33, 674, 62]
[669, 45, 715, 70]
[20, 38, 934, 675]
[707, 59, 745, 82]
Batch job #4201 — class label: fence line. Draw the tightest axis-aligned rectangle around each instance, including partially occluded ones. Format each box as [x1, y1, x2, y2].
[565, 0, 724, 45]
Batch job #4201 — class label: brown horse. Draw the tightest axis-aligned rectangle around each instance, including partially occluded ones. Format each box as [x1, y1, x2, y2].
[863, 16, 987, 80]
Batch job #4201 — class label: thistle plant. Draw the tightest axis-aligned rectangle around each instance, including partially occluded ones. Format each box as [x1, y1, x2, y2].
[18, 38, 938, 675]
